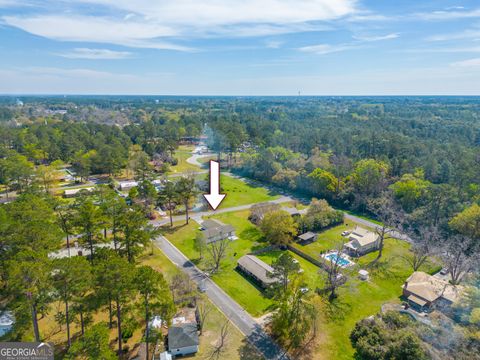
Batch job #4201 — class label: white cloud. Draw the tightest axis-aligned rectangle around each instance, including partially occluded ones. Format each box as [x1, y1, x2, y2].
[56, 48, 132, 59]
[76, 0, 357, 26]
[401, 46, 480, 53]
[265, 40, 284, 49]
[353, 33, 399, 42]
[299, 43, 360, 55]
[1, 0, 357, 49]
[451, 58, 480, 67]
[1, 15, 192, 51]
[415, 8, 480, 21]
[299, 31, 395, 56]
[426, 28, 480, 42]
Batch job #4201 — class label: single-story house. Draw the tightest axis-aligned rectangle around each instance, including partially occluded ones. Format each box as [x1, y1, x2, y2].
[402, 271, 462, 312]
[63, 187, 94, 198]
[343, 227, 380, 257]
[297, 232, 317, 244]
[237, 255, 278, 288]
[118, 180, 138, 191]
[200, 219, 236, 244]
[167, 323, 199, 357]
[249, 202, 280, 224]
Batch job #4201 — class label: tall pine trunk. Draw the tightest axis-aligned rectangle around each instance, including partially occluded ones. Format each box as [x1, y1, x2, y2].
[31, 303, 40, 342]
[80, 311, 85, 336]
[145, 299, 149, 360]
[185, 200, 189, 224]
[66, 234, 71, 257]
[65, 299, 71, 347]
[88, 234, 94, 264]
[116, 298, 122, 357]
[108, 298, 113, 329]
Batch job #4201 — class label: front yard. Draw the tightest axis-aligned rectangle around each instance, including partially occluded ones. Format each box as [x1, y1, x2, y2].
[161, 208, 443, 360]
[160, 211, 275, 316]
[169, 145, 201, 174]
[218, 174, 281, 209]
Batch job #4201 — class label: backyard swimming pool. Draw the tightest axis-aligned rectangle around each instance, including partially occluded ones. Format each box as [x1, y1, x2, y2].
[324, 252, 354, 267]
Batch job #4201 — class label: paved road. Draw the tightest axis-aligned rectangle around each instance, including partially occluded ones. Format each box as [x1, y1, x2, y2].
[151, 195, 293, 226]
[186, 148, 216, 167]
[154, 235, 289, 360]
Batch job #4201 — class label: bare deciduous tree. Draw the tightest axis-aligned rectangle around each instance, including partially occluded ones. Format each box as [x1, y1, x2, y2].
[169, 273, 197, 303]
[206, 238, 230, 273]
[367, 192, 405, 265]
[440, 234, 479, 285]
[402, 225, 440, 271]
[321, 243, 347, 301]
[209, 320, 230, 359]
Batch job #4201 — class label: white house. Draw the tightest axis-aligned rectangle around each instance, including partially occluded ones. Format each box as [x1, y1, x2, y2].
[200, 219, 236, 244]
[343, 227, 380, 257]
[118, 180, 138, 191]
[63, 187, 94, 198]
[167, 323, 199, 357]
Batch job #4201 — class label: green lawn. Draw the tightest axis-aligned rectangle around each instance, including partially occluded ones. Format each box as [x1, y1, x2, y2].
[256, 250, 323, 291]
[160, 207, 443, 360]
[277, 221, 441, 359]
[168, 145, 201, 174]
[343, 210, 383, 225]
[218, 174, 280, 209]
[161, 211, 275, 316]
[290, 220, 368, 258]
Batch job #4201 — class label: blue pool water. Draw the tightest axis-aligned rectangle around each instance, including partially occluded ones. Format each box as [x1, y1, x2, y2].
[325, 253, 351, 267]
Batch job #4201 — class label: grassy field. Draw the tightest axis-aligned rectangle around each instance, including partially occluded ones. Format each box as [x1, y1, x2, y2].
[161, 211, 275, 316]
[259, 222, 441, 360]
[168, 145, 201, 174]
[218, 174, 280, 209]
[163, 208, 442, 359]
[290, 220, 362, 258]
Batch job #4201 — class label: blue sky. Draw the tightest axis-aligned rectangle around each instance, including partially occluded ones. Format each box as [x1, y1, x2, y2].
[1, 0, 480, 95]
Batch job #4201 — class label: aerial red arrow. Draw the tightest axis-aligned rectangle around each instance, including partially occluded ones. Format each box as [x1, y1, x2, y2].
[203, 160, 226, 210]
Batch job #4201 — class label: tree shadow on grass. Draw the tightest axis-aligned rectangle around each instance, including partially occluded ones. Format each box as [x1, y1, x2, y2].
[239, 227, 263, 242]
[322, 296, 353, 323]
[368, 260, 405, 282]
[160, 223, 189, 235]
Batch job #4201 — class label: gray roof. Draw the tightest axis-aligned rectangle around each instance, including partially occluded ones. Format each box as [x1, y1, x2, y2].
[237, 255, 278, 285]
[168, 323, 199, 349]
[202, 219, 226, 229]
[298, 232, 316, 241]
[201, 219, 235, 243]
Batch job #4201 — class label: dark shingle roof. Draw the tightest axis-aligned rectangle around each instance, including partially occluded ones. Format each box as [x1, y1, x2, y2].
[168, 323, 199, 349]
